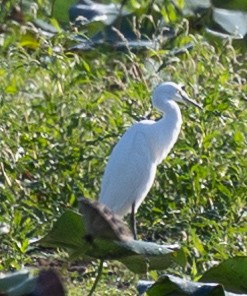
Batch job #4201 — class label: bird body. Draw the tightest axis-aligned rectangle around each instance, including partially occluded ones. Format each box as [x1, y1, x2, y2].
[99, 82, 201, 226]
[99, 82, 201, 216]
[100, 121, 157, 217]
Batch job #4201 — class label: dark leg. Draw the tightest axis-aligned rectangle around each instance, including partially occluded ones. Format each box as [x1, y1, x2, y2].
[130, 202, 137, 240]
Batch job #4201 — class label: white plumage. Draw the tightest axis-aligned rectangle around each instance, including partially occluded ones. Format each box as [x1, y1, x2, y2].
[99, 82, 201, 237]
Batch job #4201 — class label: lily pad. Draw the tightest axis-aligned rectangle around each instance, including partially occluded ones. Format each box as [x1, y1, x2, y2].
[0, 270, 31, 293]
[145, 274, 247, 296]
[212, 8, 247, 37]
[69, 2, 123, 26]
[200, 257, 247, 293]
[0, 269, 64, 296]
[38, 210, 183, 274]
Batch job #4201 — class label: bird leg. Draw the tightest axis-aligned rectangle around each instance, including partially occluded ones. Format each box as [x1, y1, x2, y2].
[130, 202, 137, 240]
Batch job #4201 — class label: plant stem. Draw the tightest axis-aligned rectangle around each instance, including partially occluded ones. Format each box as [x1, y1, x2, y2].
[88, 259, 104, 296]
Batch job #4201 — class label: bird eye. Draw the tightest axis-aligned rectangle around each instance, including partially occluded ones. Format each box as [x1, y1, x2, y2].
[181, 84, 186, 91]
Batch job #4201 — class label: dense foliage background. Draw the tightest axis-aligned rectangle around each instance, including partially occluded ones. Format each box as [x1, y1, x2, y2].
[0, 0, 246, 295]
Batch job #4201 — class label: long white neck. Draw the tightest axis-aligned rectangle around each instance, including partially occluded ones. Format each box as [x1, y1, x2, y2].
[151, 100, 183, 164]
[161, 100, 182, 128]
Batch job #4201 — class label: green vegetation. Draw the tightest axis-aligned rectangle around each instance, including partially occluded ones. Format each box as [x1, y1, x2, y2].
[0, 0, 246, 295]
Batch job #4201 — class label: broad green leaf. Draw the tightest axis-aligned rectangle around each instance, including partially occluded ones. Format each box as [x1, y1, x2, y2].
[0, 271, 36, 296]
[213, 8, 247, 37]
[19, 34, 40, 49]
[69, 2, 121, 26]
[0, 270, 30, 292]
[212, 0, 247, 11]
[0, 270, 65, 296]
[118, 241, 183, 273]
[185, 0, 247, 11]
[38, 210, 86, 253]
[52, 0, 77, 23]
[38, 210, 182, 274]
[200, 257, 247, 293]
[146, 274, 247, 296]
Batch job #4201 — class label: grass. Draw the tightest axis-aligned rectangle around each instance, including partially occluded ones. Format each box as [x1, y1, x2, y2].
[66, 261, 138, 296]
[0, 1, 246, 295]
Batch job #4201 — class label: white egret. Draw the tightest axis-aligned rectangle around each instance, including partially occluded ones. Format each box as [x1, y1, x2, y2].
[99, 82, 201, 239]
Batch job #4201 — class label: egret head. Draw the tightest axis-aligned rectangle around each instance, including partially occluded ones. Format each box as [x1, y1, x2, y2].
[152, 82, 202, 111]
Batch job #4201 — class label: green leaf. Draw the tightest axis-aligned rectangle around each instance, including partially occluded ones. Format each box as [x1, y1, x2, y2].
[212, 0, 247, 11]
[146, 274, 247, 296]
[233, 131, 244, 146]
[217, 183, 232, 198]
[0, 270, 36, 296]
[200, 257, 247, 293]
[19, 34, 40, 49]
[118, 241, 182, 273]
[52, 0, 77, 23]
[38, 210, 86, 255]
[38, 210, 182, 274]
[0, 270, 65, 296]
